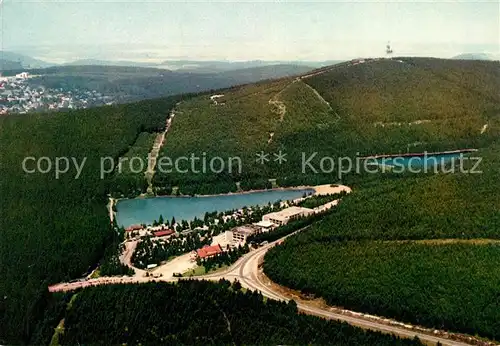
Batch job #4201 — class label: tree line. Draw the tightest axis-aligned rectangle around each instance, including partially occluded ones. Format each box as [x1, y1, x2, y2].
[58, 280, 423, 345]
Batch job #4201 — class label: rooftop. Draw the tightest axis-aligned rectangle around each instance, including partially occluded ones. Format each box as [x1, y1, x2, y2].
[153, 229, 174, 237]
[264, 206, 313, 220]
[196, 244, 222, 259]
[234, 225, 258, 236]
[254, 220, 275, 228]
[125, 224, 143, 232]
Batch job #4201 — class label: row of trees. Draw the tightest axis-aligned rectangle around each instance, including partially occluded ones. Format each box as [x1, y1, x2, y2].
[296, 191, 347, 209]
[248, 210, 334, 244]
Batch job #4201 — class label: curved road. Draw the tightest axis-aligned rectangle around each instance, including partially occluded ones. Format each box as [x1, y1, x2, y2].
[49, 233, 491, 346]
[191, 237, 485, 346]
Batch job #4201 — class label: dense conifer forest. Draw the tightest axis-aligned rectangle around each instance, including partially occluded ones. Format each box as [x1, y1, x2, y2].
[0, 95, 187, 344]
[57, 280, 422, 345]
[265, 239, 500, 339]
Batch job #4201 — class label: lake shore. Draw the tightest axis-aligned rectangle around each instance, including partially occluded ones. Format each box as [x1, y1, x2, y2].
[116, 185, 317, 204]
[115, 184, 352, 205]
[114, 184, 352, 228]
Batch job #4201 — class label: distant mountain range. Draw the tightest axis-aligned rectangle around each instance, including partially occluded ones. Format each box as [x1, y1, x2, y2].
[4, 63, 318, 103]
[156, 59, 343, 73]
[0, 51, 342, 73]
[63, 58, 343, 73]
[4, 50, 500, 74]
[452, 53, 500, 61]
[63, 59, 158, 68]
[0, 51, 339, 102]
[0, 59, 23, 70]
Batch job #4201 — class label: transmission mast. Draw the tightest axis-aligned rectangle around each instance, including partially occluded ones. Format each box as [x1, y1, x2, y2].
[386, 41, 393, 57]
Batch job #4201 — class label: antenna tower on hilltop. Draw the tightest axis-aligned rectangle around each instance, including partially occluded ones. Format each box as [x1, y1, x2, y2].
[386, 41, 393, 57]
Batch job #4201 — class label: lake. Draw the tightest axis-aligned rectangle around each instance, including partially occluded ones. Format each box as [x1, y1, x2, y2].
[116, 188, 314, 228]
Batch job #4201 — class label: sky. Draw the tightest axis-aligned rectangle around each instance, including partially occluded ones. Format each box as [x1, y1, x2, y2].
[1, 0, 499, 63]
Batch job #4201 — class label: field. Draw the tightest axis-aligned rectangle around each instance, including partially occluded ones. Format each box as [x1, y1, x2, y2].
[265, 240, 500, 339]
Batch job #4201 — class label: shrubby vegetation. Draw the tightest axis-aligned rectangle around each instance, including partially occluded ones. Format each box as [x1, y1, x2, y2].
[59, 280, 422, 345]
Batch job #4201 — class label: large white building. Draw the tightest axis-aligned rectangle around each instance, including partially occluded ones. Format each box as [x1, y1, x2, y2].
[211, 231, 234, 249]
[211, 226, 260, 247]
[263, 206, 314, 226]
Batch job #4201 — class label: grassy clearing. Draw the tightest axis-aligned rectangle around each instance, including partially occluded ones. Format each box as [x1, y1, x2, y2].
[116, 132, 157, 175]
[89, 269, 101, 279]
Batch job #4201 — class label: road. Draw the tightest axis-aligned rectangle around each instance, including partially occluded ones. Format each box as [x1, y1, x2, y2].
[191, 241, 481, 346]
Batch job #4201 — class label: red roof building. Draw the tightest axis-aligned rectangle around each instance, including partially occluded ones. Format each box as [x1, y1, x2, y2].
[153, 229, 175, 237]
[196, 244, 223, 259]
[125, 224, 143, 232]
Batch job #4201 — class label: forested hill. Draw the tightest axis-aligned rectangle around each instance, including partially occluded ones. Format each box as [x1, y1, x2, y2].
[253, 59, 500, 339]
[154, 57, 500, 195]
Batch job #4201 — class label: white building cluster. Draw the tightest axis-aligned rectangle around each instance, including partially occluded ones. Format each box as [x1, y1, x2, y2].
[0, 72, 115, 115]
[211, 206, 316, 248]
